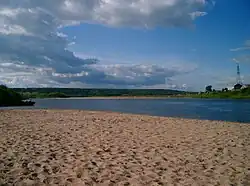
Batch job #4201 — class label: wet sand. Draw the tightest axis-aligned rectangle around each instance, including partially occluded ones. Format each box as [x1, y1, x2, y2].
[0, 110, 249, 186]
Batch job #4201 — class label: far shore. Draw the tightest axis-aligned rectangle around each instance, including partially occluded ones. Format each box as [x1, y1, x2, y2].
[56, 96, 173, 99]
[33, 96, 194, 100]
[31, 95, 250, 100]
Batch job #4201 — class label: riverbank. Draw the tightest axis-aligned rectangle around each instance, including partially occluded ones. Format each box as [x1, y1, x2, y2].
[1, 110, 249, 185]
[24, 95, 250, 100]
[0, 85, 35, 107]
[42, 96, 174, 100]
[15, 87, 250, 100]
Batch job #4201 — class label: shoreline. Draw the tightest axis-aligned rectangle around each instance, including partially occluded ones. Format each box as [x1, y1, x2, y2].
[32, 96, 174, 100]
[30, 96, 250, 100]
[2, 108, 249, 124]
[1, 110, 249, 185]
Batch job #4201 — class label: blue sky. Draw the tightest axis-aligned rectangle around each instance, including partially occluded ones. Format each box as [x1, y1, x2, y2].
[0, 0, 250, 91]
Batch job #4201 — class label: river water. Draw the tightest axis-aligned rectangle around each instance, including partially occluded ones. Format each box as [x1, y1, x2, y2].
[7, 98, 247, 123]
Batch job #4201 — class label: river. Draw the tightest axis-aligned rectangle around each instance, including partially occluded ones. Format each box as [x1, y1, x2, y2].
[4, 98, 249, 123]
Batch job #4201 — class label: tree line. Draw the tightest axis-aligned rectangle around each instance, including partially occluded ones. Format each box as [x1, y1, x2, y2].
[197, 85, 250, 99]
[14, 88, 187, 98]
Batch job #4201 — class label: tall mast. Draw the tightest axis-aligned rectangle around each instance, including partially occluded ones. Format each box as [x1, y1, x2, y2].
[236, 62, 242, 84]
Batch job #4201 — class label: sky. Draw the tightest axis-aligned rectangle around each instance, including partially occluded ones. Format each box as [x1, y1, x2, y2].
[0, 0, 250, 91]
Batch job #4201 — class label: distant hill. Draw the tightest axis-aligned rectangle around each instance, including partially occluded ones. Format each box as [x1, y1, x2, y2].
[13, 88, 189, 98]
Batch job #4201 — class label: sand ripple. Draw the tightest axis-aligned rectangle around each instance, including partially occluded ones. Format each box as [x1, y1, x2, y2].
[0, 110, 250, 186]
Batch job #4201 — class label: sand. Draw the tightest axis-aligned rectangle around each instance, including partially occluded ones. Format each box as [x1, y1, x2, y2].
[0, 110, 249, 186]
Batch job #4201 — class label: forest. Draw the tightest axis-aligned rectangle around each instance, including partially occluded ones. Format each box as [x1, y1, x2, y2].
[13, 88, 187, 99]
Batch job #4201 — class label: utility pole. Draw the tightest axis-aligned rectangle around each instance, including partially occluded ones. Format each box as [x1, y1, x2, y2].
[236, 62, 242, 85]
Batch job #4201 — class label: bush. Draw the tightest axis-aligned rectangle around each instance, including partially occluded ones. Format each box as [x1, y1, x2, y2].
[0, 85, 34, 106]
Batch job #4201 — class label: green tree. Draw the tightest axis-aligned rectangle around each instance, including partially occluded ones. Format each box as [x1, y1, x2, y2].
[205, 85, 212, 92]
[234, 83, 242, 90]
[222, 88, 228, 92]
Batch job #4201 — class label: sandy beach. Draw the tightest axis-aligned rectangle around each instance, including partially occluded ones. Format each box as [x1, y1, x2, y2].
[0, 110, 249, 186]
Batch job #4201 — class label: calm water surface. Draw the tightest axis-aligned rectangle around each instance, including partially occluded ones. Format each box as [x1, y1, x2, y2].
[7, 98, 249, 123]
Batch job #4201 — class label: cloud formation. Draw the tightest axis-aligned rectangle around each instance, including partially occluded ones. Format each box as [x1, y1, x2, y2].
[1, 0, 211, 29]
[0, 61, 197, 88]
[230, 40, 250, 52]
[231, 39, 250, 64]
[0, 0, 212, 88]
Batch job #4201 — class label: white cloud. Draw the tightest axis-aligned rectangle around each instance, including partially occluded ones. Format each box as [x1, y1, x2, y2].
[29, 0, 209, 28]
[0, 60, 197, 88]
[230, 39, 250, 52]
[190, 11, 207, 20]
[231, 39, 250, 64]
[0, 0, 213, 88]
[0, 62, 59, 88]
[230, 47, 250, 52]
[86, 63, 197, 86]
[0, 0, 212, 35]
